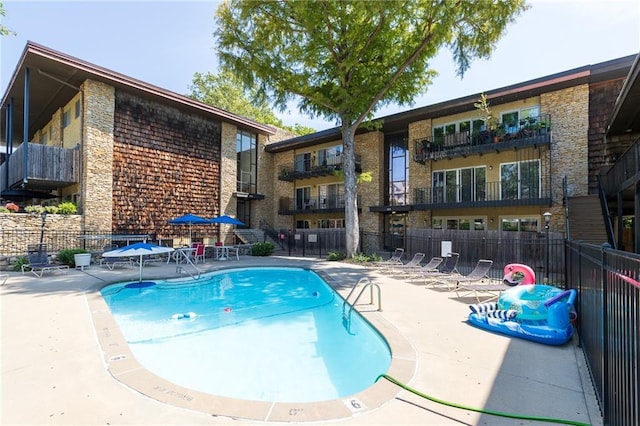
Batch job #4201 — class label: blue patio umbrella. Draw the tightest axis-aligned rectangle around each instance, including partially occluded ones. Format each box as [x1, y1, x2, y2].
[209, 214, 245, 226]
[168, 213, 210, 242]
[103, 242, 174, 282]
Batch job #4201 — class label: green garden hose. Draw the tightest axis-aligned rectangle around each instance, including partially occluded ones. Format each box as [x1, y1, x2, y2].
[376, 374, 591, 426]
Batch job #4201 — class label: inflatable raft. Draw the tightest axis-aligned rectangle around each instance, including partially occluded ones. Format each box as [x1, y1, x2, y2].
[468, 284, 577, 346]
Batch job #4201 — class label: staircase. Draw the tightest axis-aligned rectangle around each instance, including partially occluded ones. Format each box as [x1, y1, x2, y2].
[567, 195, 609, 244]
[233, 228, 265, 244]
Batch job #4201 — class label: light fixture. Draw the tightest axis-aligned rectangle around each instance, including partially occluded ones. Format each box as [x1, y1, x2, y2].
[543, 211, 551, 225]
[489, 165, 493, 170]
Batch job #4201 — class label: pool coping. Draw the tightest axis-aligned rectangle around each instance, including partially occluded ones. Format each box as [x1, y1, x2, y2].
[86, 266, 417, 423]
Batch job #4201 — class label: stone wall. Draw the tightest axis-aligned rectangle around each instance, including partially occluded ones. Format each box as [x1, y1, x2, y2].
[82, 80, 115, 233]
[357, 131, 384, 253]
[542, 84, 589, 229]
[111, 91, 222, 239]
[0, 213, 83, 268]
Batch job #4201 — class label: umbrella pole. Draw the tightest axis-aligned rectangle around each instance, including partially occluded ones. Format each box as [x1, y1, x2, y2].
[139, 255, 143, 282]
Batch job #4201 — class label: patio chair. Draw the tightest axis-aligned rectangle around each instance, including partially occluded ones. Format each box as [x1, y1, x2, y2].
[192, 243, 206, 263]
[415, 253, 460, 286]
[404, 256, 444, 280]
[448, 260, 508, 302]
[369, 248, 404, 268]
[387, 252, 426, 275]
[100, 244, 133, 270]
[21, 244, 70, 278]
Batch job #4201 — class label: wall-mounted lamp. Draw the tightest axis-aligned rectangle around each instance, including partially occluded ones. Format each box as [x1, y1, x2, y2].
[489, 217, 494, 224]
[489, 165, 493, 170]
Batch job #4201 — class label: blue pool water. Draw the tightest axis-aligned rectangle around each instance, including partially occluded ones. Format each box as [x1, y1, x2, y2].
[101, 267, 391, 403]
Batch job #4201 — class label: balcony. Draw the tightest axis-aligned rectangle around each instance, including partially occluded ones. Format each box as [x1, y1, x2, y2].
[278, 195, 362, 215]
[414, 114, 551, 163]
[413, 181, 551, 210]
[0, 142, 80, 192]
[279, 153, 362, 181]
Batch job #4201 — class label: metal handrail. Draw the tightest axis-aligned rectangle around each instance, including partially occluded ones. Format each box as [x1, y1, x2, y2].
[174, 250, 201, 279]
[342, 277, 382, 333]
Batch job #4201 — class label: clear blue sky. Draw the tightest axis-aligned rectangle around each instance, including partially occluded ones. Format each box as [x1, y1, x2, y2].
[1, 1, 639, 131]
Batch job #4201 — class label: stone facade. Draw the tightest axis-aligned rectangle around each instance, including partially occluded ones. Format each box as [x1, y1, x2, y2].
[82, 80, 115, 233]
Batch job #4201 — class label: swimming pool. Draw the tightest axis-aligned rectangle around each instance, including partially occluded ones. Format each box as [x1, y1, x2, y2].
[100, 267, 391, 403]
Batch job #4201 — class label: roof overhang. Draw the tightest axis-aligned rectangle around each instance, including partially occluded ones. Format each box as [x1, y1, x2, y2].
[1, 41, 275, 145]
[606, 53, 640, 136]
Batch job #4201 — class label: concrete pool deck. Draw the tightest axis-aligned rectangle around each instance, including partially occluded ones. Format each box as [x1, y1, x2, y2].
[1, 255, 601, 425]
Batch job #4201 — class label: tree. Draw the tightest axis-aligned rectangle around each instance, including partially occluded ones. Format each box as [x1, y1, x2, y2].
[188, 70, 315, 135]
[216, 0, 528, 257]
[1, 2, 16, 36]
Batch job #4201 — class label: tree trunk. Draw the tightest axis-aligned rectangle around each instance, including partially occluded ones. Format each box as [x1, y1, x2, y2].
[340, 124, 359, 257]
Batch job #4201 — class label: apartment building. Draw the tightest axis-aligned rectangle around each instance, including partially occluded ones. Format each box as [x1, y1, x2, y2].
[0, 41, 288, 243]
[2, 42, 637, 253]
[262, 55, 637, 253]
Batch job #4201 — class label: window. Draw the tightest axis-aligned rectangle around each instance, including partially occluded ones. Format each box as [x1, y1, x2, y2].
[318, 183, 344, 209]
[433, 216, 487, 231]
[295, 152, 312, 172]
[500, 160, 540, 200]
[387, 134, 408, 205]
[295, 220, 310, 229]
[501, 217, 539, 232]
[318, 219, 345, 228]
[317, 145, 342, 167]
[295, 187, 311, 210]
[62, 110, 71, 128]
[74, 100, 81, 118]
[432, 166, 486, 203]
[501, 111, 519, 134]
[236, 130, 257, 193]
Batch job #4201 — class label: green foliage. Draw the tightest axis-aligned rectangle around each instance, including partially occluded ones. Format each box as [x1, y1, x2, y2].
[188, 70, 315, 135]
[0, 206, 9, 213]
[251, 241, 275, 256]
[44, 205, 59, 214]
[25, 205, 45, 214]
[215, 0, 528, 256]
[57, 248, 89, 267]
[11, 256, 28, 272]
[327, 251, 346, 261]
[56, 202, 77, 215]
[0, 3, 16, 37]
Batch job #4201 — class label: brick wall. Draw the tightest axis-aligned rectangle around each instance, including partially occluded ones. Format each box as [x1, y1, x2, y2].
[112, 91, 222, 238]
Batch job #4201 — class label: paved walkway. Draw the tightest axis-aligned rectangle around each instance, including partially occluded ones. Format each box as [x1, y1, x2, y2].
[1, 256, 601, 425]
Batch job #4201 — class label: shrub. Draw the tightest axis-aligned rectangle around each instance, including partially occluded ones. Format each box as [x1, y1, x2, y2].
[56, 202, 77, 214]
[57, 248, 89, 267]
[44, 205, 59, 214]
[25, 205, 45, 214]
[251, 242, 275, 256]
[11, 256, 29, 272]
[327, 251, 346, 261]
[0, 206, 9, 213]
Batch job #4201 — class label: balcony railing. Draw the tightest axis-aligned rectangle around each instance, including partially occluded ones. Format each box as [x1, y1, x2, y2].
[278, 195, 361, 215]
[600, 139, 640, 197]
[0, 142, 80, 190]
[279, 153, 362, 181]
[414, 114, 552, 163]
[413, 180, 551, 209]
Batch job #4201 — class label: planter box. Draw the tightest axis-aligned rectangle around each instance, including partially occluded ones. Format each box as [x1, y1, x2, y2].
[74, 253, 91, 271]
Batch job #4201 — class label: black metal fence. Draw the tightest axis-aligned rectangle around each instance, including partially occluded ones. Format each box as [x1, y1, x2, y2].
[566, 241, 640, 426]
